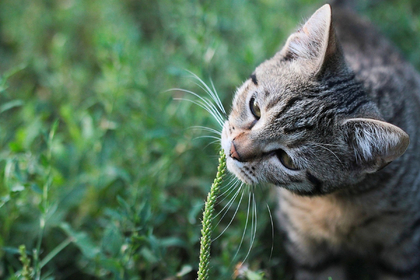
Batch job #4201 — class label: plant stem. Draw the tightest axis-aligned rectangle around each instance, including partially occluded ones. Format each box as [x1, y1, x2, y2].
[197, 149, 226, 280]
[40, 238, 72, 269]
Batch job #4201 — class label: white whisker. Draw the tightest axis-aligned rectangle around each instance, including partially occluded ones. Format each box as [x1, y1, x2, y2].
[216, 184, 239, 216]
[174, 96, 224, 127]
[242, 190, 257, 263]
[217, 177, 239, 200]
[213, 183, 245, 242]
[218, 174, 238, 196]
[171, 88, 224, 121]
[213, 182, 242, 221]
[186, 70, 227, 117]
[193, 135, 220, 141]
[193, 81, 227, 119]
[232, 191, 252, 262]
[191, 126, 222, 136]
[266, 203, 274, 261]
[171, 87, 225, 123]
[203, 139, 221, 149]
[210, 78, 227, 114]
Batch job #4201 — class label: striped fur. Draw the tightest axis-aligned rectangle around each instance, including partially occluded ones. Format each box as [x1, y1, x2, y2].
[221, 4, 420, 279]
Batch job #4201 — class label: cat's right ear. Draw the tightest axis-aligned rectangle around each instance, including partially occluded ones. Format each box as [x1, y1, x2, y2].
[279, 4, 345, 75]
[341, 118, 410, 173]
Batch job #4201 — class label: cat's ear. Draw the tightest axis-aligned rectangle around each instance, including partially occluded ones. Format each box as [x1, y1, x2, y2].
[280, 4, 344, 75]
[341, 118, 409, 173]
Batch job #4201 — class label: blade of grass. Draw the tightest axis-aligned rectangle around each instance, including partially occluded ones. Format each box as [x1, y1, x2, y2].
[40, 238, 73, 269]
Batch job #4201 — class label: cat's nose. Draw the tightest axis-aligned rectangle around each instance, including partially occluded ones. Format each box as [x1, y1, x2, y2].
[230, 141, 241, 161]
[230, 133, 261, 162]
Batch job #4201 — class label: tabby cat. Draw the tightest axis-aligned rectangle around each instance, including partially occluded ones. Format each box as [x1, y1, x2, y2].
[220, 3, 420, 280]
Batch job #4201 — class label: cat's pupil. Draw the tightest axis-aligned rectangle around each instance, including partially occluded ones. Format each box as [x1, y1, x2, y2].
[276, 149, 298, 170]
[249, 97, 261, 119]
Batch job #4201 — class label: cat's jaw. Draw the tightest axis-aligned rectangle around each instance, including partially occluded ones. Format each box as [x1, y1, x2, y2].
[221, 121, 258, 185]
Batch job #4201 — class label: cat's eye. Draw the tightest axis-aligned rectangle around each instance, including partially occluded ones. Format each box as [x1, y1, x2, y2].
[249, 97, 261, 119]
[276, 149, 299, 170]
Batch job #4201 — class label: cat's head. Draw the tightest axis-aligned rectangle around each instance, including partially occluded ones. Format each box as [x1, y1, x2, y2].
[221, 4, 409, 195]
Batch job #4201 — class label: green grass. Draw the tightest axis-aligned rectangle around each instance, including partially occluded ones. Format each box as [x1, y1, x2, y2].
[0, 0, 419, 279]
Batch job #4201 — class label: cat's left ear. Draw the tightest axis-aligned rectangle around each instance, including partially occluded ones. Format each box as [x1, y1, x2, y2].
[341, 118, 410, 173]
[280, 4, 345, 75]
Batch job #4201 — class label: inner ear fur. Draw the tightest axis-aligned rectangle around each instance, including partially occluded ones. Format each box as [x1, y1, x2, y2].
[280, 4, 346, 75]
[341, 118, 410, 173]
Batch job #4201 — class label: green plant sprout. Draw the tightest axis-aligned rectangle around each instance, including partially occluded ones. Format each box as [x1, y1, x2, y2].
[18, 245, 33, 280]
[197, 149, 226, 280]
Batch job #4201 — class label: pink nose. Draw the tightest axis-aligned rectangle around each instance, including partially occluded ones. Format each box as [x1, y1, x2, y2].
[230, 141, 241, 161]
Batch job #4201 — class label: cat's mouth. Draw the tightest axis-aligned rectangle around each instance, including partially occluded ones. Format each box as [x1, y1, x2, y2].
[226, 159, 258, 185]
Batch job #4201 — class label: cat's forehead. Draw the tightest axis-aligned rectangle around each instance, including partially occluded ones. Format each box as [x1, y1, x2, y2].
[232, 57, 314, 109]
[252, 56, 310, 92]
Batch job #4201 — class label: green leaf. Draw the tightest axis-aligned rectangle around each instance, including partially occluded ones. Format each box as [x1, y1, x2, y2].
[116, 195, 131, 216]
[60, 223, 100, 259]
[140, 247, 158, 264]
[102, 224, 123, 257]
[176, 265, 193, 277]
[0, 195, 10, 208]
[0, 100, 23, 114]
[13, 160, 24, 182]
[31, 183, 42, 194]
[245, 270, 265, 280]
[11, 184, 25, 192]
[159, 237, 186, 248]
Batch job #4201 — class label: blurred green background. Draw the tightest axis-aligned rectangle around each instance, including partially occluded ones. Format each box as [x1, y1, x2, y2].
[0, 0, 419, 279]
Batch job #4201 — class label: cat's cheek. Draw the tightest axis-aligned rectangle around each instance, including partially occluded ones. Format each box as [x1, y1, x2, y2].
[225, 158, 243, 182]
[221, 121, 231, 158]
[225, 157, 236, 175]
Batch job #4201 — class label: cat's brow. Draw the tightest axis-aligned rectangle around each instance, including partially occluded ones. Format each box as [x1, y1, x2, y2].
[250, 73, 258, 85]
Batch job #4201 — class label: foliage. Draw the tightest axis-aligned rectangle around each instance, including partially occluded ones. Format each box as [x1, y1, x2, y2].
[0, 0, 419, 279]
